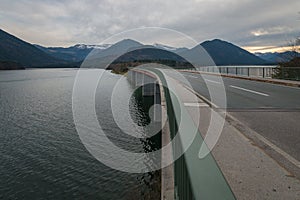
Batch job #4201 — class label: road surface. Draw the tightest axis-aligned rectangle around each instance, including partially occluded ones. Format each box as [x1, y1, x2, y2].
[166, 70, 300, 163]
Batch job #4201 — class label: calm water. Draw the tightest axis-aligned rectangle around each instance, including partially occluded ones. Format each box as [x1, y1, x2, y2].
[0, 69, 160, 199]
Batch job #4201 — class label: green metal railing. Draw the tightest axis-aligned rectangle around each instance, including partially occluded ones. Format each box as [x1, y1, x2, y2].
[150, 68, 236, 200]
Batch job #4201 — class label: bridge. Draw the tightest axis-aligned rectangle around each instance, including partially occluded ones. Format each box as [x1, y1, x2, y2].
[127, 66, 300, 200]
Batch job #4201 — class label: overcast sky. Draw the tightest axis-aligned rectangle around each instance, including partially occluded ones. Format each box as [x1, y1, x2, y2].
[0, 0, 299, 52]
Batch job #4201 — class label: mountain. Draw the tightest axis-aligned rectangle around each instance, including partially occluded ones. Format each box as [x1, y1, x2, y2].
[99, 39, 143, 56]
[32, 38, 271, 68]
[114, 47, 188, 63]
[255, 51, 300, 64]
[82, 39, 144, 68]
[0, 28, 275, 69]
[35, 44, 111, 62]
[153, 43, 188, 52]
[37, 39, 142, 67]
[108, 47, 193, 73]
[0, 29, 65, 67]
[153, 43, 189, 54]
[153, 43, 178, 51]
[73, 44, 112, 50]
[180, 39, 267, 66]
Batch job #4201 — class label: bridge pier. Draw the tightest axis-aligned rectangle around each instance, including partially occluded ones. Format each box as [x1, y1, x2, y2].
[128, 70, 161, 122]
[142, 74, 155, 96]
[128, 69, 156, 97]
[136, 71, 143, 87]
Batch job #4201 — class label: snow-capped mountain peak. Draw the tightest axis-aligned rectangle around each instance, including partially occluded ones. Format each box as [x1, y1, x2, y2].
[153, 43, 178, 51]
[73, 44, 112, 50]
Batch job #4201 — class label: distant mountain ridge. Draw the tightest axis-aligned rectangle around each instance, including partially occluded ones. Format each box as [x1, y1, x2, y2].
[0, 29, 286, 70]
[114, 47, 188, 63]
[0, 29, 65, 67]
[73, 44, 112, 49]
[79, 39, 145, 68]
[35, 44, 93, 62]
[33, 39, 272, 66]
[255, 51, 300, 64]
[200, 39, 268, 65]
[34, 44, 112, 62]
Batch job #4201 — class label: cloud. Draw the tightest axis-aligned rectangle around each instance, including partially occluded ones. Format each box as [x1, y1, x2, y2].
[0, 0, 299, 48]
[251, 26, 295, 37]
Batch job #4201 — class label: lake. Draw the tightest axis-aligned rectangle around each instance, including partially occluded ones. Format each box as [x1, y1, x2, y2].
[0, 68, 160, 199]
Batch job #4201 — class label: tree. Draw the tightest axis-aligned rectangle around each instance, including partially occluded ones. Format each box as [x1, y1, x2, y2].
[274, 37, 300, 80]
[289, 36, 300, 58]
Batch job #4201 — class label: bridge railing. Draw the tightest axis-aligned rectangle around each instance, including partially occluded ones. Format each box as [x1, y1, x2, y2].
[185, 66, 300, 81]
[150, 69, 236, 200]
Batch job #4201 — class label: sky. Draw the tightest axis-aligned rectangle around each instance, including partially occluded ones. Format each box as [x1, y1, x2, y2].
[0, 0, 299, 52]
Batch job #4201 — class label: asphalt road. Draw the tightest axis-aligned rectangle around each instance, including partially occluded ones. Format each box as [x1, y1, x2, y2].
[179, 71, 300, 110]
[166, 70, 300, 162]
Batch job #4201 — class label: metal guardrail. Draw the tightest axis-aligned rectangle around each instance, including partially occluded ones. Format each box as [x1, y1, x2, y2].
[185, 66, 300, 81]
[150, 68, 236, 200]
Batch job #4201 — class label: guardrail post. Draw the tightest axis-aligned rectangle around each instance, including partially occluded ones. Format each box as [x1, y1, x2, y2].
[262, 68, 265, 78]
[236, 67, 238, 75]
[248, 67, 250, 77]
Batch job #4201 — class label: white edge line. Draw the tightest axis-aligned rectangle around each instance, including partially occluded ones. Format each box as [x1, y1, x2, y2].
[230, 85, 269, 97]
[205, 79, 221, 84]
[184, 103, 210, 107]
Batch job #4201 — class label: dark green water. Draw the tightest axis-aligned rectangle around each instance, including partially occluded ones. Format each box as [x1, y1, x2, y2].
[0, 68, 160, 199]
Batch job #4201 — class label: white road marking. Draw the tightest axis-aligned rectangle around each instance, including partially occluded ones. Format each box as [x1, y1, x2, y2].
[184, 102, 209, 107]
[188, 75, 198, 79]
[204, 79, 221, 84]
[230, 85, 269, 97]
